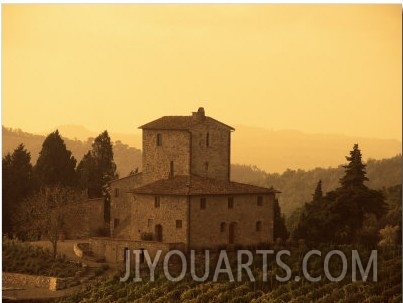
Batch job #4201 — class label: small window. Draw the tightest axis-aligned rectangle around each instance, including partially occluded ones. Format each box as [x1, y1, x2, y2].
[206, 132, 210, 147]
[114, 188, 119, 197]
[155, 196, 160, 208]
[228, 197, 234, 209]
[200, 198, 206, 209]
[220, 222, 226, 232]
[176, 220, 182, 229]
[204, 162, 209, 171]
[257, 196, 263, 206]
[169, 161, 174, 178]
[157, 134, 162, 146]
[114, 218, 120, 228]
[256, 221, 262, 232]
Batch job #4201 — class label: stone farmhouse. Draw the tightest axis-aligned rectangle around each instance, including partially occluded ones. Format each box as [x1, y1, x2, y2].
[90, 108, 279, 263]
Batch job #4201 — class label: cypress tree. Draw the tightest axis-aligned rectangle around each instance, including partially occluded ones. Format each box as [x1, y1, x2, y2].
[77, 130, 117, 198]
[34, 130, 77, 187]
[339, 144, 369, 190]
[312, 180, 323, 203]
[273, 199, 289, 241]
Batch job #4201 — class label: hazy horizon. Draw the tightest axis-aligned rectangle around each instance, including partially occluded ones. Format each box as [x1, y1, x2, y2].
[6, 122, 403, 144]
[3, 122, 401, 174]
[2, 5, 402, 142]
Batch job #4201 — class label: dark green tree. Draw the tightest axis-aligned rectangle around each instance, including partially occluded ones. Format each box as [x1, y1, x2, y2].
[312, 180, 323, 203]
[76, 151, 98, 197]
[77, 131, 117, 198]
[380, 185, 402, 235]
[2, 144, 34, 234]
[339, 144, 369, 190]
[331, 144, 386, 243]
[34, 130, 77, 187]
[295, 144, 387, 244]
[273, 199, 289, 241]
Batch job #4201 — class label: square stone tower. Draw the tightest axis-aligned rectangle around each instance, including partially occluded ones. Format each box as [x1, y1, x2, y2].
[139, 107, 234, 184]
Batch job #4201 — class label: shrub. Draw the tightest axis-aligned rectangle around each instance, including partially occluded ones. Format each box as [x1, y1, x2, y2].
[2, 237, 80, 278]
[140, 232, 153, 241]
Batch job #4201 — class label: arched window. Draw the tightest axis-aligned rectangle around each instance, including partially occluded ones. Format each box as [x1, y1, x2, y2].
[256, 221, 262, 232]
[220, 222, 226, 232]
[206, 132, 210, 147]
[157, 134, 162, 146]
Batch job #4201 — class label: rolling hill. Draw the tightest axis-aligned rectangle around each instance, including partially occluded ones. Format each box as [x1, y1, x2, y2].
[3, 124, 401, 215]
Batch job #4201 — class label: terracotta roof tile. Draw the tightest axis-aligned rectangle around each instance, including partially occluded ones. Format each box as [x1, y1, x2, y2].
[109, 172, 143, 184]
[139, 116, 234, 131]
[131, 175, 280, 196]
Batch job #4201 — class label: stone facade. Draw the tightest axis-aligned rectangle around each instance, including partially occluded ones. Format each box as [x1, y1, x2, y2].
[190, 121, 231, 181]
[62, 198, 105, 239]
[142, 130, 191, 184]
[110, 173, 143, 237]
[188, 194, 274, 249]
[96, 107, 279, 263]
[130, 194, 188, 244]
[111, 191, 274, 251]
[140, 107, 233, 183]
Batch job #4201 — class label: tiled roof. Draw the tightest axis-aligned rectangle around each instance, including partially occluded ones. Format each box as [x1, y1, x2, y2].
[131, 175, 280, 196]
[109, 172, 143, 184]
[139, 116, 234, 131]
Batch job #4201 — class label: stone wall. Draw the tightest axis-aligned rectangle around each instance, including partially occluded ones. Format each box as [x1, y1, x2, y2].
[73, 242, 91, 258]
[110, 173, 143, 237]
[89, 237, 185, 264]
[2, 272, 76, 291]
[189, 193, 274, 250]
[142, 130, 191, 183]
[112, 194, 189, 244]
[113, 192, 274, 251]
[190, 121, 231, 181]
[3, 272, 51, 289]
[131, 194, 189, 244]
[62, 198, 105, 239]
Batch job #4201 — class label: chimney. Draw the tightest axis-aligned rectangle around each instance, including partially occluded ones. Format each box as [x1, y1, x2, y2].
[192, 107, 205, 121]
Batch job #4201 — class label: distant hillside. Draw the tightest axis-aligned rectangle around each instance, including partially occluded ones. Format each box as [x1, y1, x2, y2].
[3, 125, 401, 211]
[231, 125, 402, 172]
[231, 154, 402, 216]
[2, 127, 402, 214]
[40, 124, 142, 149]
[2, 126, 141, 177]
[42, 124, 401, 173]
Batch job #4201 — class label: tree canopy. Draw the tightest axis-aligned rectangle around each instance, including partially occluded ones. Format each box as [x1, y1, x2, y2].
[273, 199, 289, 241]
[77, 130, 117, 198]
[34, 130, 77, 187]
[16, 186, 84, 258]
[293, 144, 387, 245]
[339, 144, 369, 190]
[2, 144, 34, 234]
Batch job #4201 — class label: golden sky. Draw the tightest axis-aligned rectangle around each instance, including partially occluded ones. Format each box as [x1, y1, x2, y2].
[2, 4, 402, 140]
